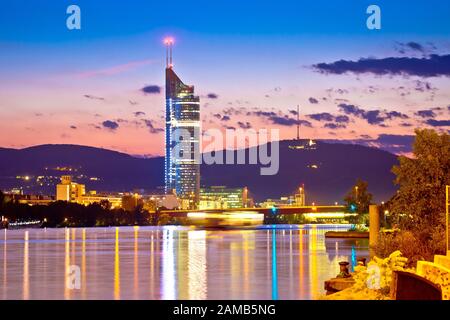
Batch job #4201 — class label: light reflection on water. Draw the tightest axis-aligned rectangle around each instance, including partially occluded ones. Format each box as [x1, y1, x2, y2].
[0, 225, 368, 300]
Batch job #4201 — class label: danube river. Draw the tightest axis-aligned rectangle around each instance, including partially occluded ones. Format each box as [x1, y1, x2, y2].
[0, 225, 368, 300]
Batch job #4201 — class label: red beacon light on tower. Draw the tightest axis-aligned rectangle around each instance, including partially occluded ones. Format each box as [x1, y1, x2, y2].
[164, 37, 175, 68]
[164, 37, 174, 45]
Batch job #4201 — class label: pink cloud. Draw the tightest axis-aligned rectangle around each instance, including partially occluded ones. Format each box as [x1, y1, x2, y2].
[75, 59, 156, 78]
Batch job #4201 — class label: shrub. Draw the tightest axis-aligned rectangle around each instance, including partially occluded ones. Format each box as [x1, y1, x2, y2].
[375, 226, 446, 268]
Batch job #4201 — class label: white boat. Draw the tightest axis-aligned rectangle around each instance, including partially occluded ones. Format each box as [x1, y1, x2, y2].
[186, 211, 264, 227]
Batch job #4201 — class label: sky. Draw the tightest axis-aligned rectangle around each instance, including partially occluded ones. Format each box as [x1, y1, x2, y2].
[1, 0, 449, 156]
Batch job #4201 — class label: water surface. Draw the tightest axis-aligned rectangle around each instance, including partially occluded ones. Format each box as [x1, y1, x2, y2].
[0, 225, 368, 300]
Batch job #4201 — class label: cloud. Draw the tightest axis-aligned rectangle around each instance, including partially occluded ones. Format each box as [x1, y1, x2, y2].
[133, 111, 146, 117]
[102, 120, 119, 130]
[338, 103, 408, 126]
[248, 109, 312, 127]
[237, 121, 252, 129]
[223, 107, 245, 116]
[221, 115, 231, 121]
[324, 123, 346, 129]
[335, 115, 350, 123]
[426, 119, 450, 127]
[338, 104, 365, 117]
[142, 119, 164, 134]
[413, 80, 435, 92]
[394, 41, 438, 56]
[312, 54, 450, 77]
[415, 109, 436, 118]
[325, 134, 415, 155]
[308, 113, 334, 122]
[308, 97, 319, 104]
[306, 111, 350, 128]
[84, 94, 105, 101]
[269, 115, 312, 127]
[403, 42, 424, 52]
[76, 59, 155, 78]
[252, 111, 277, 117]
[140, 85, 162, 95]
[70, 125, 77, 130]
[206, 93, 219, 99]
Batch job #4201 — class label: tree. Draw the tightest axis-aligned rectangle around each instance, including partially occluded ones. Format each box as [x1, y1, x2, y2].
[0, 190, 4, 211]
[344, 178, 373, 214]
[391, 129, 449, 232]
[377, 129, 450, 264]
[99, 199, 112, 211]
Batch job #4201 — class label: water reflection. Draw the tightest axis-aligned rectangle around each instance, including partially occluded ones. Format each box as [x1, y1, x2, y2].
[271, 229, 278, 300]
[0, 225, 368, 300]
[2, 230, 6, 300]
[162, 228, 175, 300]
[64, 228, 70, 299]
[114, 227, 120, 300]
[188, 230, 207, 299]
[23, 231, 29, 300]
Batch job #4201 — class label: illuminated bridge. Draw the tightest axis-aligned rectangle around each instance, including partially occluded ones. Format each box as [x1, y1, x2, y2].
[159, 205, 348, 218]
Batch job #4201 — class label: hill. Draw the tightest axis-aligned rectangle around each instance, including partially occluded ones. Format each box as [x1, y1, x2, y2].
[0, 140, 399, 203]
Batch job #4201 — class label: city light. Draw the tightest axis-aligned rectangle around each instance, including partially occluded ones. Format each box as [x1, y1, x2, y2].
[164, 36, 174, 45]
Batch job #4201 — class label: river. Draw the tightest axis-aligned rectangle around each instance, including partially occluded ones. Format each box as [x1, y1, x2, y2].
[0, 224, 368, 300]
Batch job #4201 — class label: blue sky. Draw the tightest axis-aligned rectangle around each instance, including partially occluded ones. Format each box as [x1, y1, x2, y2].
[0, 0, 449, 155]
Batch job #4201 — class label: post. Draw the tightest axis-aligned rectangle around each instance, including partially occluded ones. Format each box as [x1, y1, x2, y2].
[369, 204, 380, 257]
[446, 185, 449, 255]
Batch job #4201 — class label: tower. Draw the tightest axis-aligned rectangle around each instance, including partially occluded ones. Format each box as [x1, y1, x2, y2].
[164, 38, 200, 207]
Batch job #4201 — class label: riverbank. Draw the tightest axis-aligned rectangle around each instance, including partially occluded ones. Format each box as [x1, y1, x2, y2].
[325, 231, 369, 238]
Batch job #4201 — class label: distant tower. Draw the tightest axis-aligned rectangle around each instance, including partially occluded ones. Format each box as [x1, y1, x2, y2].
[296, 105, 300, 140]
[164, 37, 200, 207]
[295, 184, 305, 206]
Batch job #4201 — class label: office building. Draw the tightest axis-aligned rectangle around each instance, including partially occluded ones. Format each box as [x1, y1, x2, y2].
[199, 186, 250, 210]
[164, 38, 200, 207]
[56, 175, 85, 201]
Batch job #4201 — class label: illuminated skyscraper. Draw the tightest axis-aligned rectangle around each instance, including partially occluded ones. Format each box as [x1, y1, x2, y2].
[164, 38, 200, 206]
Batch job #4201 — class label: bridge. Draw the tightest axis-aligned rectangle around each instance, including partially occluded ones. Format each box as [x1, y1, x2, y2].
[159, 205, 347, 218]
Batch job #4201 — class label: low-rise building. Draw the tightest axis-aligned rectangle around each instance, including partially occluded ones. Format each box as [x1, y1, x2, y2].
[199, 186, 252, 210]
[56, 175, 85, 201]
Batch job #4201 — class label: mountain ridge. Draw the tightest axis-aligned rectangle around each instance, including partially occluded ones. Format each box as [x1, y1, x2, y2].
[0, 140, 399, 203]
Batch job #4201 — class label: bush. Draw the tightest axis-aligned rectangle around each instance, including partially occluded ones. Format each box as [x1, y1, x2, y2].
[375, 226, 446, 268]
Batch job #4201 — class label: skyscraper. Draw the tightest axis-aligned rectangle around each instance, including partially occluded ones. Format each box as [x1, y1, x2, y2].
[164, 38, 200, 207]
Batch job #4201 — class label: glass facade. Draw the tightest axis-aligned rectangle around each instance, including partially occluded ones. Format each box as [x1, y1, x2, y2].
[199, 186, 248, 209]
[165, 67, 200, 204]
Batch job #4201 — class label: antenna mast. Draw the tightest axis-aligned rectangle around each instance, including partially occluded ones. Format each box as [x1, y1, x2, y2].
[164, 37, 174, 68]
[297, 105, 300, 140]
